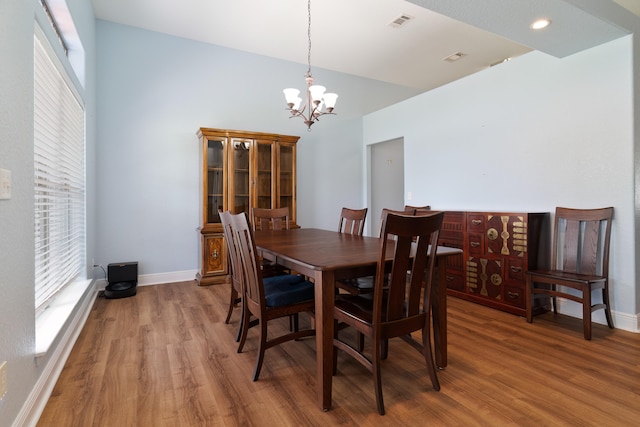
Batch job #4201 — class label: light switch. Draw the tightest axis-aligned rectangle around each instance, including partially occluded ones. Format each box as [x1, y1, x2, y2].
[0, 168, 11, 200]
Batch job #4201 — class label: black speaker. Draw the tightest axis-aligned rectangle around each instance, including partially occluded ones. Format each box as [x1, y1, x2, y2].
[105, 261, 138, 299]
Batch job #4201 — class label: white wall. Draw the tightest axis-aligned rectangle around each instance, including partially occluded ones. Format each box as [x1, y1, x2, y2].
[364, 36, 637, 327]
[94, 21, 418, 278]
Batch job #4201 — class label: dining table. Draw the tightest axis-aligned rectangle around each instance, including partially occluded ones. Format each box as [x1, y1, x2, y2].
[254, 227, 462, 411]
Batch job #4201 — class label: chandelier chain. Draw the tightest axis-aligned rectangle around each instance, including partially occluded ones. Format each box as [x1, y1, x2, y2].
[307, 0, 312, 76]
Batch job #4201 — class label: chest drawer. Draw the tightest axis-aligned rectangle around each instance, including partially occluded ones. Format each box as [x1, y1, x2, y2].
[467, 213, 485, 233]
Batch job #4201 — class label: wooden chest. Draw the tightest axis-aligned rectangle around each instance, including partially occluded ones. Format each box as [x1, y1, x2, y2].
[442, 211, 550, 316]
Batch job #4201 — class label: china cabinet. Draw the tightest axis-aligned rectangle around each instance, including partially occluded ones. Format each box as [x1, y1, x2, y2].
[196, 128, 299, 285]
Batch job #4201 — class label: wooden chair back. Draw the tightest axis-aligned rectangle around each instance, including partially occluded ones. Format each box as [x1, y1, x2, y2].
[220, 210, 250, 340]
[252, 207, 290, 231]
[551, 207, 613, 276]
[220, 211, 242, 295]
[404, 204, 431, 215]
[376, 210, 443, 325]
[338, 207, 368, 236]
[230, 212, 266, 313]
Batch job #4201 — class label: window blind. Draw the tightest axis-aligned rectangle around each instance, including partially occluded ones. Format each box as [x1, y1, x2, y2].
[34, 30, 86, 314]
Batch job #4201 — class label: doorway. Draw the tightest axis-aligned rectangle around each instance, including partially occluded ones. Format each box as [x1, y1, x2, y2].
[368, 138, 404, 235]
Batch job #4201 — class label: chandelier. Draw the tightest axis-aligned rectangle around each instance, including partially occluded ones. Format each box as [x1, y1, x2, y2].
[283, 0, 338, 130]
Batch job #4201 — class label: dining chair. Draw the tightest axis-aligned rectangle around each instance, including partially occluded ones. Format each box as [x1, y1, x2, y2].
[525, 207, 614, 340]
[337, 207, 432, 296]
[252, 207, 290, 231]
[333, 210, 444, 415]
[220, 210, 244, 342]
[338, 207, 368, 236]
[251, 207, 291, 276]
[404, 204, 431, 213]
[336, 207, 372, 296]
[229, 211, 316, 381]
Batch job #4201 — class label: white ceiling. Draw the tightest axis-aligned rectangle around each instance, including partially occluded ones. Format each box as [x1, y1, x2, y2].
[91, 0, 635, 92]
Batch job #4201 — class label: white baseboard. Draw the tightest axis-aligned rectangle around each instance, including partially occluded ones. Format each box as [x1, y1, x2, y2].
[557, 300, 640, 333]
[138, 269, 199, 286]
[96, 269, 199, 290]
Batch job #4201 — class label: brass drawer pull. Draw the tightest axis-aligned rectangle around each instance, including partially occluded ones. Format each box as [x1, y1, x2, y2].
[470, 242, 480, 248]
[506, 291, 519, 299]
[211, 249, 219, 260]
[510, 266, 522, 273]
[471, 219, 482, 225]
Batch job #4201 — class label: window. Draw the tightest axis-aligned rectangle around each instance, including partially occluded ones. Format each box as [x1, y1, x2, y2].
[33, 27, 86, 315]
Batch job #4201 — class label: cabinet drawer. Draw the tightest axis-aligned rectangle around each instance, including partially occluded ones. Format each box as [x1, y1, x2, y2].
[467, 233, 485, 257]
[467, 213, 485, 232]
[506, 258, 525, 282]
[503, 284, 525, 308]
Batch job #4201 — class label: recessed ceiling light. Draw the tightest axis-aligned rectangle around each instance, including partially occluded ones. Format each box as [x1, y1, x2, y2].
[490, 57, 512, 67]
[531, 18, 551, 30]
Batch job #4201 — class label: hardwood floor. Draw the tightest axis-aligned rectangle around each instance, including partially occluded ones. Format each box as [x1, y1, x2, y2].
[38, 281, 640, 426]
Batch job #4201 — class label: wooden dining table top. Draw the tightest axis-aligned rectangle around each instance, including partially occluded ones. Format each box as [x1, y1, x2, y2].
[254, 227, 461, 274]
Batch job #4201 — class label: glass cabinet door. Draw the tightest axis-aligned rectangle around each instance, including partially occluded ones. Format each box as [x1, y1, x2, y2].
[255, 140, 274, 209]
[231, 139, 251, 214]
[279, 143, 295, 214]
[206, 139, 225, 225]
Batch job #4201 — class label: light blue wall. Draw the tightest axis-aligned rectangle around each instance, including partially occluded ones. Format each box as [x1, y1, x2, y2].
[0, 0, 37, 421]
[0, 0, 96, 425]
[94, 21, 419, 275]
[364, 36, 637, 324]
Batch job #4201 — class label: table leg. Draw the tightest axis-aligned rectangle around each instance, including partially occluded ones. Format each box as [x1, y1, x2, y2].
[432, 261, 447, 369]
[314, 270, 335, 411]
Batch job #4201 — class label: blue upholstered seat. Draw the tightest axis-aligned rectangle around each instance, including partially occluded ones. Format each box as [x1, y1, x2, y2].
[263, 274, 314, 307]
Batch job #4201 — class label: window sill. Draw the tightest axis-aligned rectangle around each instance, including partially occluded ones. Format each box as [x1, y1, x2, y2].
[35, 278, 93, 357]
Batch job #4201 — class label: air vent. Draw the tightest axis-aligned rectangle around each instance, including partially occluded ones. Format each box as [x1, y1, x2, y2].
[389, 14, 414, 28]
[443, 52, 465, 62]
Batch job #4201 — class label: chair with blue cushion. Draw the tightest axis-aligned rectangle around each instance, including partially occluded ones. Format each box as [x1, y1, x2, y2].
[229, 211, 316, 381]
